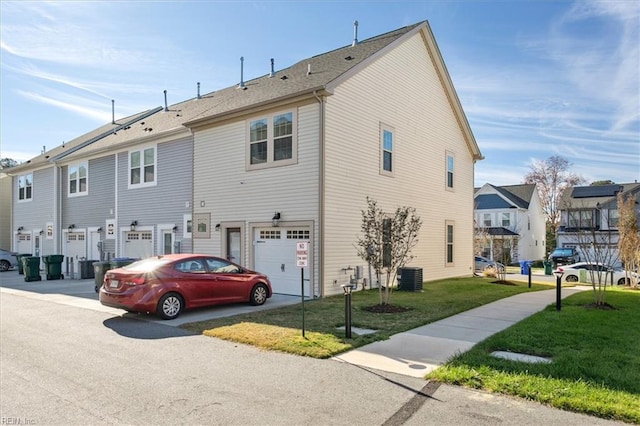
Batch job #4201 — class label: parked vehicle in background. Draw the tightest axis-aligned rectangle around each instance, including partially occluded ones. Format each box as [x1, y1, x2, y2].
[474, 256, 505, 273]
[99, 254, 272, 320]
[0, 249, 18, 272]
[549, 247, 580, 267]
[554, 262, 637, 285]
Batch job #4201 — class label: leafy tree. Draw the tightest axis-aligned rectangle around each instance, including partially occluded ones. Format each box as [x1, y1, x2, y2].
[617, 192, 640, 288]
[0, 158, 18, 169]
[524, 155, 585, 242]
[355, 197, 422, 305]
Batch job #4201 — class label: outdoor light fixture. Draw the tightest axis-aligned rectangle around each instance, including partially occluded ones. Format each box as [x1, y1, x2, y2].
[68, 224, 75, 231]
[130, 221, 138, 231]
[97, 227, 103, 232]
[553, 269, 564, 311]
[17, 226, 24, 234]
[272, 212, 281, 227]
[172, 225, 179, 233]
[214, 223, 221, 231]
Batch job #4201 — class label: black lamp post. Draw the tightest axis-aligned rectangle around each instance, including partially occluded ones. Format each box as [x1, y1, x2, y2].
[553, 269, 564, 311]
[341, 284, 355, 338]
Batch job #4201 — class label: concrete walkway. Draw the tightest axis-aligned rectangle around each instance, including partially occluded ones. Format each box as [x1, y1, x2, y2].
[333, 286, 589, 377]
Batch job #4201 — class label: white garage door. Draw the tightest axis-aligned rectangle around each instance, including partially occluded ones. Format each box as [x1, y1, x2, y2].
[16, 234, 32, 254]
[65, 232, 86, 275]
[254, 228, 310, 296]
[123, 231, 153, 259]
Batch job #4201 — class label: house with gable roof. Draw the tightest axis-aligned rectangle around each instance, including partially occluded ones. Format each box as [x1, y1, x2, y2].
[185, 21, 483, 297]
[557, 182, 640, 267]
[474, 183, 546, 264]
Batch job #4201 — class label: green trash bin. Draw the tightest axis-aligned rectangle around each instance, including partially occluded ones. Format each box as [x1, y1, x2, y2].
[43, 255, 65, 280]
[22, 256, 41, 282]
[16, 253, 32, 275]
[544, 261, 553, 275]
[93, 261, 113, 293]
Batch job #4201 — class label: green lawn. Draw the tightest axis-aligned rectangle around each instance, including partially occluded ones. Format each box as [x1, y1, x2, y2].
[427, 288, 640, 424]
[181, 276, 550, 358]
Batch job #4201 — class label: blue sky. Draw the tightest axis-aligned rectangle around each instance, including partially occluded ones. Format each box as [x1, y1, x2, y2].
[1, 0, 638, 186]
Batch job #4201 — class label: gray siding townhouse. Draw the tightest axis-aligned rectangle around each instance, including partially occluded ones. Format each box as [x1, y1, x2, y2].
[557, 182, 640, 267]
[474, 183, 546, 264]
[185, 21, 483, 297]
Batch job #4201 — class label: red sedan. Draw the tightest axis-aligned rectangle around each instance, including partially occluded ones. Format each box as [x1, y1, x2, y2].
[99, 254, 272, 320]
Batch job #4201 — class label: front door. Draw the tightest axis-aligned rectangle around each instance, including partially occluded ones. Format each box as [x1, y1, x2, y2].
[161, 230, 173, 255]
[226, 228, 241, 264]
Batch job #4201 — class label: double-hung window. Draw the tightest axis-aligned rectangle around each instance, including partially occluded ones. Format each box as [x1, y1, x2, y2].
[68, 163, 88, 196]
[501, 212, 511, 227]
[446, 152, 454, 190]
[18, 174, 32, 201]
[380, 124, 394, 176]
[248, 111, 296, 170]
[446, 221, 454, 265]
[129, 146, 156, 188]
[483, 213, 492, 227]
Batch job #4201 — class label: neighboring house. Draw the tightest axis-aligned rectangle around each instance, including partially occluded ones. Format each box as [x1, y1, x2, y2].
[7, 21, 482, 296]
[185, 21, 482, 297]
[0, 172, 12, 250]
[474, 183, 546, 264]
[557, 182, 640, 267]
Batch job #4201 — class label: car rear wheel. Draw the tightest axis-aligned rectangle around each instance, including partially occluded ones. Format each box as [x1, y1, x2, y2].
[565, 275, 578, 282]
[250, 284, 268, 306]
[0, 260, 10, 272]
[617, 277, 630, 285]
[157, 293, 183, 320]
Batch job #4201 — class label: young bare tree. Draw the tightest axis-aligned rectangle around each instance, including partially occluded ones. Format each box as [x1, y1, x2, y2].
[617, 192, 640, 288]
[355, 197, 422, 305]
[524, 156, 585, 236]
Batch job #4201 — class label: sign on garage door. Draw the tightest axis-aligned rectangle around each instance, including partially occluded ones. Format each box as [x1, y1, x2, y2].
[254, 228, 310, 296]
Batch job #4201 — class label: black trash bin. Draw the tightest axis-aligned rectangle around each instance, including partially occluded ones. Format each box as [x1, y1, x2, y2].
[22, 256, 41, 282]
[16, 253, 32, 275]
[43, 254, 65, 280]
[79, 259, 98, 279]
[110, 257, 138, 269]
[93, 261, 112, 293]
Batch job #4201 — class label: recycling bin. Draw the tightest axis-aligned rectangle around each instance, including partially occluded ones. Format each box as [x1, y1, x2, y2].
[543, 261, 553, 276]
[22, 256, 41, 282]
[93, 261, 112, 292]
[110, 257, 138, 269]
[519, 261, 532, 275]
[16, 253, 32, 275]
[79, 259, 98, 279]
[43, 254, 65, 280]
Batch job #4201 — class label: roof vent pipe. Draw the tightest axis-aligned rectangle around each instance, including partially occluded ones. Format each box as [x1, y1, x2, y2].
[307, 64, 311, 76]
[352, 20, 359, 46]
[238, 56, 245, 89]
[197, 82, 201, 99]
[269, 58, 275, 78]
[111, 99, 115, 124]
[163, 90, 168, 111]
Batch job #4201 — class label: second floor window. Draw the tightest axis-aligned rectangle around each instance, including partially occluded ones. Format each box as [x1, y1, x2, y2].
[608, 209, 619, 228]
[18, 174, 33, 201]
[568, 210, 594, 229]
[483, 213, 492, 227]
[501, 212, 511, 227]
[446, 152, 454, 189]
[380, 125, 394, 175]
[248, 111, 296, 169]
[130, 147, 156, 187]
[68, 163, 87, 196]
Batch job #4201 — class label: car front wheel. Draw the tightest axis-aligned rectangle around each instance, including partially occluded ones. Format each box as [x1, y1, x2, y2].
[617, 277, 630, 285]
[157, 293, 183, 320]
[565, 275, 578, 282]
[0, 260, 10, 272]
[250, 284, 268, 306]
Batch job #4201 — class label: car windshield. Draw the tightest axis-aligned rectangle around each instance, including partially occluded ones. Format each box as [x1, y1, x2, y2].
[123, 257, 172, 272]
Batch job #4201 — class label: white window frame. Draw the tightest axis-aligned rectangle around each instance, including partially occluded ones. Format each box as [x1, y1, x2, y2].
[128, 145, 157, 188]
[17, 173, 33, 202]
[446, 151, 455, 191]
[380, 123, 394, 176]
[483, 213, 492, 227]
[68, 162, 88, 197]
[446, 221, 454, 266]
[246, 110, 297, 171]
[183, 214, 192, 239]
[501, 212, 511, 227]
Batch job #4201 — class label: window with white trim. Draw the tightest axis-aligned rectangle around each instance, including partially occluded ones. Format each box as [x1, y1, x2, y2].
[248, 111, 296, 170]
[18, 174, 33, 201]
[446, 221, 454, 265]
[380, 124, 394, 176]
[68, 163, 88, 196]
[446, 152, 454, 190]
[129, 146, 156, 187]
[483, 213, 492, 227]
[501, 212, 511, 227]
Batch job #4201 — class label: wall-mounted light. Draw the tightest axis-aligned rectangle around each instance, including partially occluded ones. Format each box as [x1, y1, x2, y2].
[68, 224, 75, 231]
[17, 226, 24, 234]
[272, 212, 281, 227]
[215, 223, 221, 231]
[39, 230, 44, 235]
[97, 227, 103, 232]
[172, 225, 179, 233]
[130, 220, 138, 231]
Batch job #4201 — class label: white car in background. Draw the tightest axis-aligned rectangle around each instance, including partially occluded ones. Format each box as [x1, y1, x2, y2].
[554, 262, 638, 285]
[0, 249, 19, 272]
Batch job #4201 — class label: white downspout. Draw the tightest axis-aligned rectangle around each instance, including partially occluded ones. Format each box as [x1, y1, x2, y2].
[313, 90, 325, 298]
